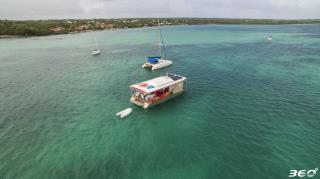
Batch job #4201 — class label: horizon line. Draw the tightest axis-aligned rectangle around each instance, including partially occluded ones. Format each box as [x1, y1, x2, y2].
[1, 17, 320, 21]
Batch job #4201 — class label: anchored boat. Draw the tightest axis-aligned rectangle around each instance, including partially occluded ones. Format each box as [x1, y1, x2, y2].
[142, 19, 172, 70]
[130, 74, 186, 109]
[91, 35, 101, 56]
[91, 49, 101, 56]
[142, 56, 173, 71]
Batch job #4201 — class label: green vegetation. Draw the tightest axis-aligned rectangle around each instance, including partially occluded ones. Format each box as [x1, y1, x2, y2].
[1, 18, 320, 37]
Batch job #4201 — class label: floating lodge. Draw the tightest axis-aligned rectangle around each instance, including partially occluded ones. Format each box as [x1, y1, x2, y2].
[130, 74, 187, 109]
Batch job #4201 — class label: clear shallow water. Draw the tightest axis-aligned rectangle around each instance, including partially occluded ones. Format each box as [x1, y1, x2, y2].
[0, 25, 320, 179]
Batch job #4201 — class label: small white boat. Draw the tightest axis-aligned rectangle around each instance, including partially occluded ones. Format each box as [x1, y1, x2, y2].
[116, 108, 132, 118]
[267, 36, 272, 41]
[91, 49, 101, 56]
[91, 35, 101, 56]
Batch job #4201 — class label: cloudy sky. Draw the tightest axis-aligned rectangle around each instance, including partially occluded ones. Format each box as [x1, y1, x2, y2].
[1, 0, 320, 20]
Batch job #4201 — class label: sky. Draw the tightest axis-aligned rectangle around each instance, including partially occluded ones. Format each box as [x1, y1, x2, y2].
[1, 0, 320, 20]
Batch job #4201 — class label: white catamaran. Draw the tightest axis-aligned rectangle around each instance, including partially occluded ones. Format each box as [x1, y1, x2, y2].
[130, 74, 186, 109]
[142, 20, 172, 70]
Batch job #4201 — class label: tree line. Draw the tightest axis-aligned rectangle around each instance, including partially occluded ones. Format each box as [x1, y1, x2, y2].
[1, 18, 320, 37]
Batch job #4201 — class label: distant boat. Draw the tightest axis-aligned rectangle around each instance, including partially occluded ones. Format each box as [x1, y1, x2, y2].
[91, 49, 101, 55]
[267, 36, 272, 41]
[142, 19, 172, 70]
[92, 35, 101, 56]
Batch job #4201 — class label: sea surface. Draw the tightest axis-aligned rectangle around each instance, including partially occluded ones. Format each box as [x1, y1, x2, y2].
[0, 25, 320, 179]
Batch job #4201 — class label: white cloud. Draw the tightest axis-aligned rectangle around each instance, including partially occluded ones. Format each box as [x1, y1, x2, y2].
[0, 0, 319, 20]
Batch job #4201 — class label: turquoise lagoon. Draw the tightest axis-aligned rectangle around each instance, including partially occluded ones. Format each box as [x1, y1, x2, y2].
[0, 24, 320, 179]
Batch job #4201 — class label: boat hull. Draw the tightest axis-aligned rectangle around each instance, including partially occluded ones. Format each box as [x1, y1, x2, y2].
[142, 59, 172, 71]
[130, 91, 184, 109]
[91, 50, 101, 56]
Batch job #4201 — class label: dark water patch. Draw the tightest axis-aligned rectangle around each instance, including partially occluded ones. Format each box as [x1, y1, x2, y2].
[294, 34, 320, 39]
[170, 24, 320, 34]
[44, 153, 129, 179]
[294, 57, 320, 65]
[270, 59, 301, 68]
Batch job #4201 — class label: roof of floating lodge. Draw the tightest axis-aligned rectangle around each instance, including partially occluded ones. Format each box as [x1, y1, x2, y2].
[130, 74, 186, 94]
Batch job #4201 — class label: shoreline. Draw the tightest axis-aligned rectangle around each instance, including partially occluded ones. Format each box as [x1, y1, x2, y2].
[1, 22, 320, 39]
[0, 27, 133, 39]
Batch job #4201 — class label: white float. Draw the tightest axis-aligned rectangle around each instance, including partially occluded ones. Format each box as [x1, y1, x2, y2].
[116, 108, 133, 118]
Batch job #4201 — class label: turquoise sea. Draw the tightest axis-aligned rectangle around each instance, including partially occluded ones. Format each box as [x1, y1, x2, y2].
[0, 25, 320, 179]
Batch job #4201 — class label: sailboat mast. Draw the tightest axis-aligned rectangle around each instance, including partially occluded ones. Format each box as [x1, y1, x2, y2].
[158, 19, 162, 57]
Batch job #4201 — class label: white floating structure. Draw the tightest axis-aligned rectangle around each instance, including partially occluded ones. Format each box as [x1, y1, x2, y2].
[267, 36, 272, 41]
[130, 74, 187, 109]
[116, 108, 133, 118]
